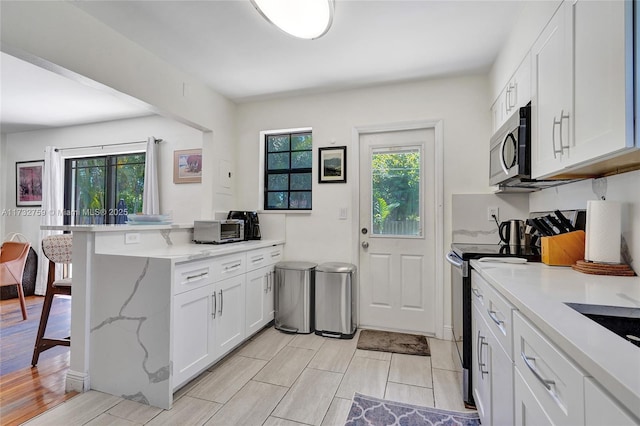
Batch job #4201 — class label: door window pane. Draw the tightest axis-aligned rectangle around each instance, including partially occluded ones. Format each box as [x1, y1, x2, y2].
[371, 148, 421, 236]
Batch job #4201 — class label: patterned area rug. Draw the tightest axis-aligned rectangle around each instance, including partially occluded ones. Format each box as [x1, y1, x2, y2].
[357, 329, 430, 356]
[345, 393, 480, 426]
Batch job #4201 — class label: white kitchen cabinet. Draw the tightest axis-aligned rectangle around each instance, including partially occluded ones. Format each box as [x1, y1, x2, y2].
[173, 283, 215, 389]
[585, 377, 639, 425]
[491, 52, 532, 133]
[513, 311, 586, 425]
[471, 270, 515, 426]
[530, 0, 573, 178]
[514, 367, 553, 425]
[245, 266, 270, 336]
[531, 0, 635, 179]
[570, 0, 633, 166]
[214, 274, 246, 357]
[245, 245, 281, 337]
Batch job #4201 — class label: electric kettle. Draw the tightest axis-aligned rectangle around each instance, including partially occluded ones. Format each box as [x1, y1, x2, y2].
[499, 219, 525, 246]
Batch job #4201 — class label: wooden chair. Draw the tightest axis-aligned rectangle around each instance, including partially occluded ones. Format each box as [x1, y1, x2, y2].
[0, 241, 31, 320]
[32, 234, 72, 366]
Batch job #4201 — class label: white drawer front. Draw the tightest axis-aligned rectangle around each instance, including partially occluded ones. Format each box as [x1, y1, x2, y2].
[174, 258, 214, 295]
[246, 245, 283, 272]
[212, 252, 246, 282]
[472, 270, 515, 358]
[514, 311, 586, 425]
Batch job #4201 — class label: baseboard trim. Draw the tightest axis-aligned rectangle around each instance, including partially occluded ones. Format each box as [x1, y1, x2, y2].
[66, 370, 89, 393]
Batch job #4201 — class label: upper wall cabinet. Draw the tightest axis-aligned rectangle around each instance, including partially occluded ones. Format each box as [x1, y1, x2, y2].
[531, 0, 635, 179]
[492, 53, 532, 133]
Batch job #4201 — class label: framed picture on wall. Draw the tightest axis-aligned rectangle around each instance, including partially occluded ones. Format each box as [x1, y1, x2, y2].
[318, 146, 347, 183]
[16, 160, 44, 207]
[173, 149, 202, 184]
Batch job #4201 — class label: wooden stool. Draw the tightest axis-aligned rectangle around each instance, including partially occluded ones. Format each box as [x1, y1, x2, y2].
[32, 234, 72, 366]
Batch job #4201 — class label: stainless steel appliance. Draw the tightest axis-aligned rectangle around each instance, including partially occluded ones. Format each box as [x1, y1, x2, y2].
[498, 219, 525, 246]
[227, 211, 261, 240]
[447, 243, 541, 408]
[274, 261, 316, 334]
[193, 220, 244, 244]
[314, 262, 357, 339]
[489, 103, 577, 191]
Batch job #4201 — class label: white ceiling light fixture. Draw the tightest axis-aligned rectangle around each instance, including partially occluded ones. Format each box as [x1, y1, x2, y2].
[251, 0, 334, 40]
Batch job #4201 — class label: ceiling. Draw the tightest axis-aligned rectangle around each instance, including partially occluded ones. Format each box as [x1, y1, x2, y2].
[1, 0, 524, 134]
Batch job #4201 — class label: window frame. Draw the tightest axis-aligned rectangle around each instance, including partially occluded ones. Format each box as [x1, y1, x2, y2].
[261, 128, 313, 212]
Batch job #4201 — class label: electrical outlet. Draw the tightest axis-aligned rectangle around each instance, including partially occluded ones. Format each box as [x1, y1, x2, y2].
[125, 233, 141, 244]
[487, 206, 499, 222]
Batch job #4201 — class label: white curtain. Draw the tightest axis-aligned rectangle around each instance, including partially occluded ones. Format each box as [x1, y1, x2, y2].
[142, 136, 160, 215]
[37, 147, 63, 295]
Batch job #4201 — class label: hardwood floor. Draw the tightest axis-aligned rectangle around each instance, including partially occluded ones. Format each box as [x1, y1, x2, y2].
[0, 295, 77, 425]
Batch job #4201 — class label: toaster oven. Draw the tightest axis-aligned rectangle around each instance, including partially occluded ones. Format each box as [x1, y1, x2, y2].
[193, 220, 244, 244]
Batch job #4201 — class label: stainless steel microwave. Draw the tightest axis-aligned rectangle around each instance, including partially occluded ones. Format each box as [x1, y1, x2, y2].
[489, 103, 531, 187]
[193, 220, 244, 244]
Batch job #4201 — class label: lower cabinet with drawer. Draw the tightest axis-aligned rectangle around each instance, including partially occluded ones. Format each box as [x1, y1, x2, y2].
[171, 244, 283, 390]
[513, 311, 586, 425]
[471, 270, 516, 426]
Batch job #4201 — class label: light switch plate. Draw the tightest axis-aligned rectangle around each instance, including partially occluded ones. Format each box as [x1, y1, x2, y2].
[339, 207, 348, 220]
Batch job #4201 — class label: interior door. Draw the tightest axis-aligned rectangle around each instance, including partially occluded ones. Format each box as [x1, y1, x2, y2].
[358, 128, 435, 333]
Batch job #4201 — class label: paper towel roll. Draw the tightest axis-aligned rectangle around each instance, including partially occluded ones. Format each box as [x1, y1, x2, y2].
[585, 200, 621, 264]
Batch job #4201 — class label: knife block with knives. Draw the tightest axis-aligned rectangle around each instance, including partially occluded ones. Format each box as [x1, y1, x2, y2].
[541, 230, 586, 266]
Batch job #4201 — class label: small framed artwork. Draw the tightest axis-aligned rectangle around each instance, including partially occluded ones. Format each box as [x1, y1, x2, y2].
[173, 149, 202, 184]
[16, 160, 44, 207]
[318, 146, 347, 183]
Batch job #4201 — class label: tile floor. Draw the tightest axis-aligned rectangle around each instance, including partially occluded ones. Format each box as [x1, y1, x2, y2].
[26, 327, 475, 426]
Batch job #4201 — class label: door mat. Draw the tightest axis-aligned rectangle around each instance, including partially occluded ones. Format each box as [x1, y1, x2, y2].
[356, 329, 430, 356]
[345, 393, 480, 426]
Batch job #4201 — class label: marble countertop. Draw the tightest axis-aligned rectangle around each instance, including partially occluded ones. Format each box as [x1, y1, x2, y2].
[94, 239, 286, 264]
[41, 223, 194, 232]
[470, 260, 640, 419]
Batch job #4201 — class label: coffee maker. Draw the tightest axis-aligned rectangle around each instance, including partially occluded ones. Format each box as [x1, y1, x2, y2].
[227, 211, 261, 240]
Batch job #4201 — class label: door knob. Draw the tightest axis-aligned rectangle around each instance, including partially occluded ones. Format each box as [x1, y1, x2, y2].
[361, 241, 369, 249]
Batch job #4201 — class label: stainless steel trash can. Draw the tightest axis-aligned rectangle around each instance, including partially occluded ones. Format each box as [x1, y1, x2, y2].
[274, 261, 316, 334]
[315, 262, 357, 339]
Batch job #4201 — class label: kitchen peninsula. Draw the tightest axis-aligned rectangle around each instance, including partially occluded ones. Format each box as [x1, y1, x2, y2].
[42, 224, 284, 409]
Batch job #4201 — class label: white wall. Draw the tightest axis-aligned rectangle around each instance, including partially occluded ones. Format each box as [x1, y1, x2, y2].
[530, 170, 640, 272]
[0, 1, 237, 221]
[0, 133, 6, 239]
[1, 115, 218, 247]
[237, 74, 492, 336]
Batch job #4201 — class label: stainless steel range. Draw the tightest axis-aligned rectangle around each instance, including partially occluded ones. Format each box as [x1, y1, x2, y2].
[447, 243, 541, 408]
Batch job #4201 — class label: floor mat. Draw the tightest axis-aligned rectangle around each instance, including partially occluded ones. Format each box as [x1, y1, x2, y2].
[356, 329, 429, 356]
[345, 393, 480, 426]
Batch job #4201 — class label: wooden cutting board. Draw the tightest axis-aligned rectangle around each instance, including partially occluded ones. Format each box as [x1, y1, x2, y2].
[572, 260, 636, 276]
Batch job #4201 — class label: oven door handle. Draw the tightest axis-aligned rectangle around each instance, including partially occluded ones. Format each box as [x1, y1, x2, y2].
[446, 251, 463, 268]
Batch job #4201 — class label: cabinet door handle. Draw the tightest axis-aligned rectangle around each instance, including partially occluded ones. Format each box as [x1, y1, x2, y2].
[552, 116, 562, 158]
[487, 309, 504, 326]
[264, 273, 269, 293]
[558, 110, 570, 153]
[252, 256, 264, 263]
[271, 252, 280, 258]
[219, 290, 224, 316]
[480, 337, 489, 377]
[212, 292, 216, 319]
[224, 263, 241, 271]
[186, 271, 208, 282]
[521, 352, 555, 391]
[472, 288, 483, 300]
